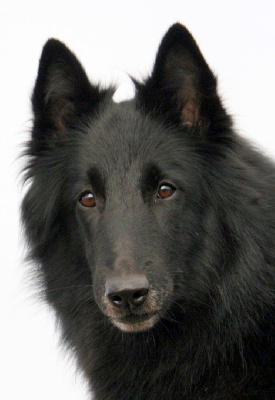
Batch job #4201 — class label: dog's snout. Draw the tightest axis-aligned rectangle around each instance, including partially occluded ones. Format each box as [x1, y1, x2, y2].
[105, 274, 150, 310]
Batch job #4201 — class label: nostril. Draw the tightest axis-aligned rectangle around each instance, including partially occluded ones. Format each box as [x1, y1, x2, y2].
[108, 293, 123, 306]
[132, 289, 149, 305]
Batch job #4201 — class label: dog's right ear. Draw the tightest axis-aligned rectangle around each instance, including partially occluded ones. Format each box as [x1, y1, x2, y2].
[32, 39, 111, 142]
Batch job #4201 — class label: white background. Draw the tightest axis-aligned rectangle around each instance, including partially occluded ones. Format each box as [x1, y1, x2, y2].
[1, 1, 275, 399]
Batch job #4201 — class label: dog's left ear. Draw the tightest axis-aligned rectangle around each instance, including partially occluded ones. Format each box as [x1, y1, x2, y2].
[136, 23, 229, 132]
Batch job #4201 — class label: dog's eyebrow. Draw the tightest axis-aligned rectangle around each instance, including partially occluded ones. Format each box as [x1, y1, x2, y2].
[141, 163, 164, 193]
[87, 166, 105, 196]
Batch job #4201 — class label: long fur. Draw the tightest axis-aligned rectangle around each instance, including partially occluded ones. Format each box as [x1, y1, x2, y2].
[22, 24, 275, 399]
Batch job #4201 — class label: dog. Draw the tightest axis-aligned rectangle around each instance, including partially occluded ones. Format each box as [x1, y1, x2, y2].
[22, 23, 275, 399]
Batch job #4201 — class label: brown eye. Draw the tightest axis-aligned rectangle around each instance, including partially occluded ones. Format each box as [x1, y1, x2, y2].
[157, 183, 176, 199]
[79, 191, 96, 207]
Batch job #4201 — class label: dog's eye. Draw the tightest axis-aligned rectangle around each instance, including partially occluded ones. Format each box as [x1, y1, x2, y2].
[157, 183, 176, 199]
[79, 191, 96, 207]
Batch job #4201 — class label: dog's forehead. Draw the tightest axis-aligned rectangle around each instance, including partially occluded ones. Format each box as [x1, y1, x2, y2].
[82, 102, 183, 168]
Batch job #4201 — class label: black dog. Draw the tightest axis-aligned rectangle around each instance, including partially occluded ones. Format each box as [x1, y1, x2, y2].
[22, 24, 275, 399]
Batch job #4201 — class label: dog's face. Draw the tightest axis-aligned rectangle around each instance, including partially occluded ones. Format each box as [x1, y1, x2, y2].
[24, 24, 229, 332]
[69, 104, 204, 332]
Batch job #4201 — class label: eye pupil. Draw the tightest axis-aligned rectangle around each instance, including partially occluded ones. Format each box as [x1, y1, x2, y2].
[158, 184, 176, 199]
[79, 191, 96, 207]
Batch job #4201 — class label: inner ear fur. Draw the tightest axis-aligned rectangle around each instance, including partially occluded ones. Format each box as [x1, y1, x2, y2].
[32, 39, 112, 134]
[136, 23, 228, 132]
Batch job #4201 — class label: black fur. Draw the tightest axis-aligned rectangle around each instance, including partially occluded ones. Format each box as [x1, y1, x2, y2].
[22, 24, 275, 399]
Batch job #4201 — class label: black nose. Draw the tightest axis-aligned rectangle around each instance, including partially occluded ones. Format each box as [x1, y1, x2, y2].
[105, 274, 150, 310]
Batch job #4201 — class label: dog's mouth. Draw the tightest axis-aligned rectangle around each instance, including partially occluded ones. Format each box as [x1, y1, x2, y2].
[111, 312, 159, 332]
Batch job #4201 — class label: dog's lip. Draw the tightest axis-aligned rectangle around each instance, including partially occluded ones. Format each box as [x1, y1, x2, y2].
[111, 311, 160, 332]
[115, 311, 159, 324]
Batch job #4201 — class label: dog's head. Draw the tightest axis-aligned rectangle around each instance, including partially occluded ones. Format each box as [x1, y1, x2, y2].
[23, 24, 231, 332]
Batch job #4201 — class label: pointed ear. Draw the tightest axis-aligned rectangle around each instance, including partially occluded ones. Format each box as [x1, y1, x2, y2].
[136, 24, 228, 132]
[32, 39, 112, 136]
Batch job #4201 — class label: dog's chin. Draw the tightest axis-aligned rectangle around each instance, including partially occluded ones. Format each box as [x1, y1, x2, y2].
[111, 313, 159, 333]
